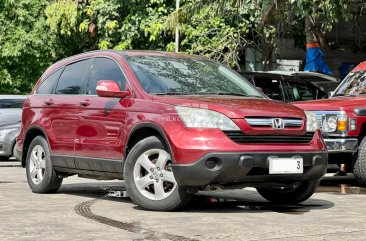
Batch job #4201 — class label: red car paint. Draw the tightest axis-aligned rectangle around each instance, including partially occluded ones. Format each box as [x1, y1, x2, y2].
[292, 61, 366, 185]
[294, 96, 366, 137]
[16, 50, 326, 177]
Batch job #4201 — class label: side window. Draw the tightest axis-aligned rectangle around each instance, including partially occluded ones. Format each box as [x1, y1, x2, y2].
[254, 78, 284, 101]
[87, 57, 127, 95]
[0, 99, 25, 108]
[289, 83, 318, 101]
[36, 68, 63, 94]
[55, 59, 92, 95]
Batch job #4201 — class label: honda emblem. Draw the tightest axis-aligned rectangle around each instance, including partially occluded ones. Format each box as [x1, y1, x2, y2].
[271, 118, 285, 129]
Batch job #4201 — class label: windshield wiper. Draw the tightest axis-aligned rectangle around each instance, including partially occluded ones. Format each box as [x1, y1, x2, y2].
[195, 92, 262, 97]
[153, 92, 191, 95]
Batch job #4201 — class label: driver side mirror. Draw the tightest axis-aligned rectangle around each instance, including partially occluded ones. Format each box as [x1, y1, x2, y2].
[96, 80, 131, 98]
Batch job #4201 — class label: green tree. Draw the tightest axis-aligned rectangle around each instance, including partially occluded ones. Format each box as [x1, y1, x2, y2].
[0, 0, 56, 94]
[166, 0, 364, 70]
[45, 0, 176, 52]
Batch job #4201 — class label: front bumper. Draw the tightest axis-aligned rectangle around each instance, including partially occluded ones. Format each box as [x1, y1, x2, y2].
[13, 142, 23, 162]
[324, 138, 358, 153]
[172, 151, 327, 186]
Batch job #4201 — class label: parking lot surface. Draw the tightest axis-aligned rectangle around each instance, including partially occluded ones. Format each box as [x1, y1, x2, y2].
[1, 163, 366, 241]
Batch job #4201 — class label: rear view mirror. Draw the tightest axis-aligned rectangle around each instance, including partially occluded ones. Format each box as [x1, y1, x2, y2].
[96, 80, 131, 98]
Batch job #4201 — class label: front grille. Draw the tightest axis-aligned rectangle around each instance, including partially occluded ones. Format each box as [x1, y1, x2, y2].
[316, 115, 323, 130]
[245, 117, 303, 128]
[223, 131, 314, 144]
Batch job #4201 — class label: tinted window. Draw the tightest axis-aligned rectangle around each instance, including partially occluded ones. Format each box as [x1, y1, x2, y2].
[36, 68, 63, 94]
[288, 82, 325, 101]
[254, 78, 284, 101]
[55, 59, 92, 95]
[0, 99, 25, 108]
[87, 57, 127, 95]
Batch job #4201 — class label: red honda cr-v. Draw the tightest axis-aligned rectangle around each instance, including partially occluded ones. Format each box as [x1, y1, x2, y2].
[16, 50, 327, 211]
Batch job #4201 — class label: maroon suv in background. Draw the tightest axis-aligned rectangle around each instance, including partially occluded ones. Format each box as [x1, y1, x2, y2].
[15, 50, 327, 211]
[294, 61, 366, 185]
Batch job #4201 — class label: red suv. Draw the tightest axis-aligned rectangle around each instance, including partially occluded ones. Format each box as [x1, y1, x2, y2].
[294, 61, 366, 184]
[16, 50, 327, 211]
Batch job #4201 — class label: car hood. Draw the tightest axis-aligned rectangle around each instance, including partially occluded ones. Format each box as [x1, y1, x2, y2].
[153, 95, 305, 119]
[293, 96, 366, 112]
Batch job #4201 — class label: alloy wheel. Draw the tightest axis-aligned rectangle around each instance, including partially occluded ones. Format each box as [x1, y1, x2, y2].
[133, 149, 177, 200]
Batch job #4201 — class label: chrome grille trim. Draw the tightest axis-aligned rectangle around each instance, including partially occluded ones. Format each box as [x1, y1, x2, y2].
[245, 118, 303, 128]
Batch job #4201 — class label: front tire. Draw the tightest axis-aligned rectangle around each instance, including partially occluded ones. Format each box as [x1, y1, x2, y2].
[26, 136, 63, 193]
[353, 137, 366, 185]
[256, 180, 319, 204]
[124, 136, 192, 211]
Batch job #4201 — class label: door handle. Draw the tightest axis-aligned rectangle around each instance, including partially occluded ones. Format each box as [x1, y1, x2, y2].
[44, 99, 54, 106]
[80, 100, 91, 107]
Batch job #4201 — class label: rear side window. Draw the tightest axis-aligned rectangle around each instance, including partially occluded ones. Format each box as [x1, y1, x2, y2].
[0, 99, 25, 108]
[86, 57, 127, 95]
[55, 59, 92, 95]
[36, 68, 63, 94]
[289, 82, 324, 101]
[254, 78, 284, 101]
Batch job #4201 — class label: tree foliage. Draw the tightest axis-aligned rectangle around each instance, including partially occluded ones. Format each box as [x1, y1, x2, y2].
[0, 0, 56, 94]
[0, 0, 365, 94]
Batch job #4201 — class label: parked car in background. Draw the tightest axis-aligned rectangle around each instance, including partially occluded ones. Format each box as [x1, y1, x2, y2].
[239, 71, 339, 102]
[294, 61, 366, 184]
[16, 50, 327, 211]
[0, 95, 27, 160]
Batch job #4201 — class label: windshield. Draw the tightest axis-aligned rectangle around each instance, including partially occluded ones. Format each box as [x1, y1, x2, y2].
[333, 71, 366, 96]
[127, 56, 263, 97]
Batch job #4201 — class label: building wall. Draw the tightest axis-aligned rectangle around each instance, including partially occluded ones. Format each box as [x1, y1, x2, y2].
[246, 17, 366, 79]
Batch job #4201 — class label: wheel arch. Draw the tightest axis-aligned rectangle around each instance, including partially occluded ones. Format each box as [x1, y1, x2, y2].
[125, 123, 174, 164]
[22, 126, 49, 167]
[358, 121, 366, 142]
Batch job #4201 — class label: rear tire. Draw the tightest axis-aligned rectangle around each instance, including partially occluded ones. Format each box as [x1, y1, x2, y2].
[26, 136, 63, 193]
[256, 180, 319, 204]
[353, 137, 366, 185]
[124, 136, 192, 211]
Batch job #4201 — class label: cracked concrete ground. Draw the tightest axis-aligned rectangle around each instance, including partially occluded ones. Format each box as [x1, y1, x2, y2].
[0, 165, 365, 241]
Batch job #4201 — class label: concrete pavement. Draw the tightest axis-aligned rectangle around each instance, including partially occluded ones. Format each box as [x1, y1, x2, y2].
[0, 166, 366, 241]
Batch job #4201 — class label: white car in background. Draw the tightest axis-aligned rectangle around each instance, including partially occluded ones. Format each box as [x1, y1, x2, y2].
[0, 95, 26, 160]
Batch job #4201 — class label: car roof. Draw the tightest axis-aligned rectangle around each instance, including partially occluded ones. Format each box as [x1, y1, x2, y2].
[240, 71, 339, 82]
[43, 50, 212, 80]
[351, 61, 366, 72]
[54, 50, 210, 64]
[120, 50, 211, 60]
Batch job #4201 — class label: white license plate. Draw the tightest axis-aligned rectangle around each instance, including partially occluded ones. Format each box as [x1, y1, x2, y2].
[269, 157, 303, 174]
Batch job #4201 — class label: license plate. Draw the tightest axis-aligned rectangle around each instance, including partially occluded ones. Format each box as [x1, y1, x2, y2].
[269, 157, 303, 174]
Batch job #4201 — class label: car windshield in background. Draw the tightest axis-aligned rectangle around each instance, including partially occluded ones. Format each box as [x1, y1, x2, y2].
[128, 56, 263, 97]
[0, 99, 25, 108]
[334, 71, 366, 96]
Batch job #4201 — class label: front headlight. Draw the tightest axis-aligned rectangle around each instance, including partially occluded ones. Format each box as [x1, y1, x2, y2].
[305, 111, 318, 132]
[175, 106, 240, 131]
[322, 114, 347, 133]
